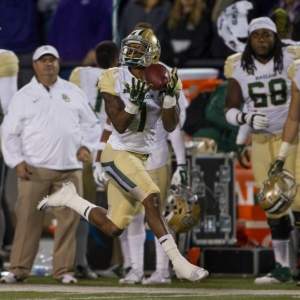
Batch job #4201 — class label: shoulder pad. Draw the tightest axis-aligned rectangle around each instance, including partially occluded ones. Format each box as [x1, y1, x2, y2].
[0, 51, 19, 78]
[69, 67, 82, 88]
[98, 68, 119, 96]
[224, 53, 242, 79]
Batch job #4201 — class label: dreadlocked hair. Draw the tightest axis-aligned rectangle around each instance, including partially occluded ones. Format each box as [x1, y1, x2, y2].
[241, 34, 286, 75]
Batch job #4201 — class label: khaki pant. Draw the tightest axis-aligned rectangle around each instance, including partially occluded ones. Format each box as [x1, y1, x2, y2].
[9, 166, 82, 280]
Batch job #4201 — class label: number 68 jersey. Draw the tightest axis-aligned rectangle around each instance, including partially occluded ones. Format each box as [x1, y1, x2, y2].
[224, 45, 300, 135]
[98, 66, 181, 154]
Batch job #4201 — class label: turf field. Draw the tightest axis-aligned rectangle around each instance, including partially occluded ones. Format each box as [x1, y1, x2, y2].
[0, 276, 299, 300]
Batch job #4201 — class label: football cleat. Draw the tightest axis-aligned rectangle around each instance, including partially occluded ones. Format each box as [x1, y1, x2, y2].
[142, 270, 171, 285]
[75, 265, 97, 279]
[172, 257, 209, 282]
[96, 264, 124, 278]
[119, 269, 144, 284]
[254, 263, 293, 284]
[37, 182, 77, 211]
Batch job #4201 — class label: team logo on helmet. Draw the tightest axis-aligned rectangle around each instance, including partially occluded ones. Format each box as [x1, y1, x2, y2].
[258, 169, 297, 214]
[163, 185, 200, 233]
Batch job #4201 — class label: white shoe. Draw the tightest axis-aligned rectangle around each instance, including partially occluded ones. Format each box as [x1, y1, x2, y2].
[119, 269, 144, 284]
[174, 261, 209, 282]
[142, 270, 171, 284]
[37, 182, 77, 211]
[61, 274, 77, 284]
[0, 272, 24, 283]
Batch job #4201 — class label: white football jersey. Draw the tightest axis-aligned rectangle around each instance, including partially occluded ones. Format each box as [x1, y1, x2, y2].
[98, 66, 181, 154]
[69, 66, 106, 125]
[225, 45, 300, 134]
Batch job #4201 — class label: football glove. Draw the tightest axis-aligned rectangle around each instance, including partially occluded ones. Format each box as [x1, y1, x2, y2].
[93, 162, 109, 189]
[171, 166, 187, 187]
[268, 157, 285, 177]
[165, 67, 178, 97]
[236, 144, 250, 169]
[238, 111, 269, 130]
[123, 77, 152, 107]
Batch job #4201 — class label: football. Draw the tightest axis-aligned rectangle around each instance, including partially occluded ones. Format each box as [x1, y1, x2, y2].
[143, 64, 170, 91]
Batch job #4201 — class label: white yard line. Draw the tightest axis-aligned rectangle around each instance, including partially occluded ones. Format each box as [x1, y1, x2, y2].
[0, 285, 299, 296]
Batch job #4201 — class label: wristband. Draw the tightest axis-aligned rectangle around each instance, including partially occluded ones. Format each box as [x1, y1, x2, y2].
[163, 95, 176, 109]
[125, 101, 139, 114]
[104, 123, 112, 131]
[278, 141, 292, 159]
[225, 108, 242, 126]
[98, 142, 106, 150]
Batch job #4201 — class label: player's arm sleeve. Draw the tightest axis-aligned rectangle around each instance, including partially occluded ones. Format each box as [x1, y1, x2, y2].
[177, 90, 188, 127]
[236, 104, 251, 144]
[69, 67, 81, 88]
[77, 89, 101, 153]
[2, 96, 24, 168]
[168, 123, 186, 166]
[0, 52, 19, 114]
[98, 69, 118, 96]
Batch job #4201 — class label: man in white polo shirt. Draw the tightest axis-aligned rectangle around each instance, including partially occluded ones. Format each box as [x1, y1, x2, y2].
[0, 45, 100, 284]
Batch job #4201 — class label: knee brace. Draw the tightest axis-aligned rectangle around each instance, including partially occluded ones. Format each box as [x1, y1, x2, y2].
[268, 215, 293, 240]
[293, 211, 300, 229]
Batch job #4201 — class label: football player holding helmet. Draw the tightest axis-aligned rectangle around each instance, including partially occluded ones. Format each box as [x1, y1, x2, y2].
[164, 185, 200, 233]
[258, 169, 297, 215]
[119, 30, 161, 67]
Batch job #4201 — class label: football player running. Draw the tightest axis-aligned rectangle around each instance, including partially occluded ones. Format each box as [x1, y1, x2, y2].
[224, 17, 300, 284]
[38, 29, 209, 283]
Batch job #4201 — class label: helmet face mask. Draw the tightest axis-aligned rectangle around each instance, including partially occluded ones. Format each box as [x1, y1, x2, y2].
[120, 30, 161, 67]
[163, 185, 200, 233]
[258, 169, 297, 214]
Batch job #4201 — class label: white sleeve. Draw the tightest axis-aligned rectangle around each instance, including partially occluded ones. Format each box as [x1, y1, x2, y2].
[0, 76, 17, 115]
[2, 96, 24, 168]
[236, 104, 251, 144]
[236, 124, 252, 144]
[178, 90, 188, 128]
[78, 90, 101, 153]
[168, 124, 186, 166]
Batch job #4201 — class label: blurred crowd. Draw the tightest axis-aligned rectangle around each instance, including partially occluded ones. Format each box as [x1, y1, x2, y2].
[1, 0, 300, 86]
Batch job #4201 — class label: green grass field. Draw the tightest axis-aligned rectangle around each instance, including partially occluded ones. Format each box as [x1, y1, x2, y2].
[0, 276, 300, 300]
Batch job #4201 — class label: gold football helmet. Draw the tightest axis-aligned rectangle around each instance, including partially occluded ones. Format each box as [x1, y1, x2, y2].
[120, 30, 161, 67]
[163, 185, 200, 233]
[258, 169, 297, 214]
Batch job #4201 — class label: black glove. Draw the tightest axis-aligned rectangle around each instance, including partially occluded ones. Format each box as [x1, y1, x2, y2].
[123, 77, 152, 107]
[268, 157, 285, 177]
[236, 144, 250, 169]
